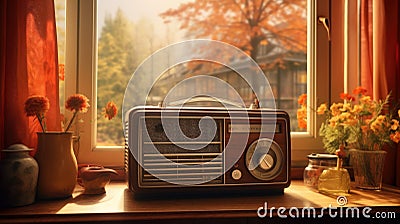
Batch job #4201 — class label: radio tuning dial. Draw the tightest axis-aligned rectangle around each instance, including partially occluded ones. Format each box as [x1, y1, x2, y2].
[245, 138, 284, 181]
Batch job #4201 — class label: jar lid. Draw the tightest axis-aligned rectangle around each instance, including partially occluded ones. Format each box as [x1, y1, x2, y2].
[3, 144, 33, 152]
[307, 153, 337, 160]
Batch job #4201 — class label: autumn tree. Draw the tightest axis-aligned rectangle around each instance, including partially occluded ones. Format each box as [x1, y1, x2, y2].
[97, 9, 162, 145]
[160, 0, 307, 62]
[97, 9, 134, 145]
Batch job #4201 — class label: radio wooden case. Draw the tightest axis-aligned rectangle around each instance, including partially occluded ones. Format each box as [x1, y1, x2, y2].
[125, 106, 291, 197]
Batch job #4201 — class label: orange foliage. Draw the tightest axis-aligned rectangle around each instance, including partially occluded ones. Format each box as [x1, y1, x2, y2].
[160, 0, 307, 61]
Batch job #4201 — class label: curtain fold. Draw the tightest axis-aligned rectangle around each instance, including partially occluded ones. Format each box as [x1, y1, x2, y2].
[397, 0, 400, 187]
[361, 0, 400, 186]
[0, 0, 61, 155]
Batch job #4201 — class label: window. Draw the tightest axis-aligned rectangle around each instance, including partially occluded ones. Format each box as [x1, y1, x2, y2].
[64, 0, 359, 166]
[55, 0, 66, 115]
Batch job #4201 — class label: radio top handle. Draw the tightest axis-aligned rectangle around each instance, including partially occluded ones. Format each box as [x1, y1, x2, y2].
[159, 95, 247, 108]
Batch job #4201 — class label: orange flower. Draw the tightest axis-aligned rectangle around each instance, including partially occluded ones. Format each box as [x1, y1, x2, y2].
[24, 95, 50, 132]
[351, 104, 363, 114]
[297, 93, 307, 106]
[296, 93, 307, 129]
[297, 105, 307, 129]
[344, 118, 358, 126]
[390, 132, 400, 143]
[391, 119, 399, 131]
[24, 95, 50, 117]
[64, 94, 90, 132]
[352, 86, 367, 95]
[298, 118, 307, 129]
[317, 103, 327, 115]
[330, 103, 343, 116]
[340, 93, 355, 102]
[58, 64, 65, 81]
[359, 95, 372, 105]
[65, 94, 90, 113]
[329, 116, 339, 127]
[103, 101, 118, 120]
[340, 103, 352, 112]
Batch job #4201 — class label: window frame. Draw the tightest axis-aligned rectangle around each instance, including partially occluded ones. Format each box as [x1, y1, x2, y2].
[66, 0, 125, 166]
[65, 0, 359, 167]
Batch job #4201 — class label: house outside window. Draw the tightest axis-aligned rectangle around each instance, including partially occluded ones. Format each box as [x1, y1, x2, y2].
[59, 0, 359, 167]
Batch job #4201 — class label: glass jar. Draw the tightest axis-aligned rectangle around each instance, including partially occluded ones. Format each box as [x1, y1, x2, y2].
[318, 166, 351, 195]
[303, 153, 337, 190]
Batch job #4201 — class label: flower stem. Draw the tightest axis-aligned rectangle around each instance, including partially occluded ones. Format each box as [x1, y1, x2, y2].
[65, 111, 78, 133]
[43, 117, 47, 132]
[36, 113, 46, 133]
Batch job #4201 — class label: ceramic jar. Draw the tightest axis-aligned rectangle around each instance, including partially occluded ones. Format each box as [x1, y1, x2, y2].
[303, 153, 337, 189]
[35, 132, 78, 199]
[0, 144, 38, 207]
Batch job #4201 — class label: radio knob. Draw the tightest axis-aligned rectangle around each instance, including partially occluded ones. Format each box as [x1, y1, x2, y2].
[259, 154, 274, 170]
[245, 138, 284, 181]
[231, 169, 242, 180]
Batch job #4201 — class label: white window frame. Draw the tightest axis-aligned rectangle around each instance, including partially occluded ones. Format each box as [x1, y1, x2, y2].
[66, 0, 125, 166]
[65, 0, 360, 167]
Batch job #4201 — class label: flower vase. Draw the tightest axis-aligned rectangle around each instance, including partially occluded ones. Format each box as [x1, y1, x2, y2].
[35, 132, 78, 199]
[349, 149, 387, 190]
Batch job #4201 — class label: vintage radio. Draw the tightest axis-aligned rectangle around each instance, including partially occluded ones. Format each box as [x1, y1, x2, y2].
[125, 106, 291, 197]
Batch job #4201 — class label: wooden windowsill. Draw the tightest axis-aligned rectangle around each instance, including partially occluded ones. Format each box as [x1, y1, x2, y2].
[1, 180, 399, 223]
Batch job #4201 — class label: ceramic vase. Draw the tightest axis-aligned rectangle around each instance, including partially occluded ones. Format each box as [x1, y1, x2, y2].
[0, 144, 38, 207]
[35, 132, 78, 199]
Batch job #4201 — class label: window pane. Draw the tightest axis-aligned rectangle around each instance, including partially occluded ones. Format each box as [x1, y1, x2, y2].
[96, 0, 308, 146]
[55, 0, 66, 115]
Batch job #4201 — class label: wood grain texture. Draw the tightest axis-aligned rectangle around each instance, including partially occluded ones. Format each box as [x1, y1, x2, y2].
[0, 180, 399, 223]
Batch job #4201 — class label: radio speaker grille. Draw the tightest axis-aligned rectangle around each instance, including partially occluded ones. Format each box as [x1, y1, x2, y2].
[139, 117, 224, 186]
[141, 151, 223, 185]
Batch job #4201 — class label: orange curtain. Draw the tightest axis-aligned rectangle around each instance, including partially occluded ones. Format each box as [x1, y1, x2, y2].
[0, 0, 61, 154]
[361, 0, 400, 186]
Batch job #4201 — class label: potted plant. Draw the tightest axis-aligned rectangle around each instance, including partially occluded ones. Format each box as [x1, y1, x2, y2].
[299, 87, 400, 190]
[25, 94, 118, 199]
[25, 94, 90, 199]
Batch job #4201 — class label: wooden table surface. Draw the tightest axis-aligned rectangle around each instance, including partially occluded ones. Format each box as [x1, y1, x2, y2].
[1, 180, 399, 223]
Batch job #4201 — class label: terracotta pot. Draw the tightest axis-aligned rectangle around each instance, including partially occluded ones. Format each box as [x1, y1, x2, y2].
[78, 166, 118, 195]
[35, 132, 78, 199]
